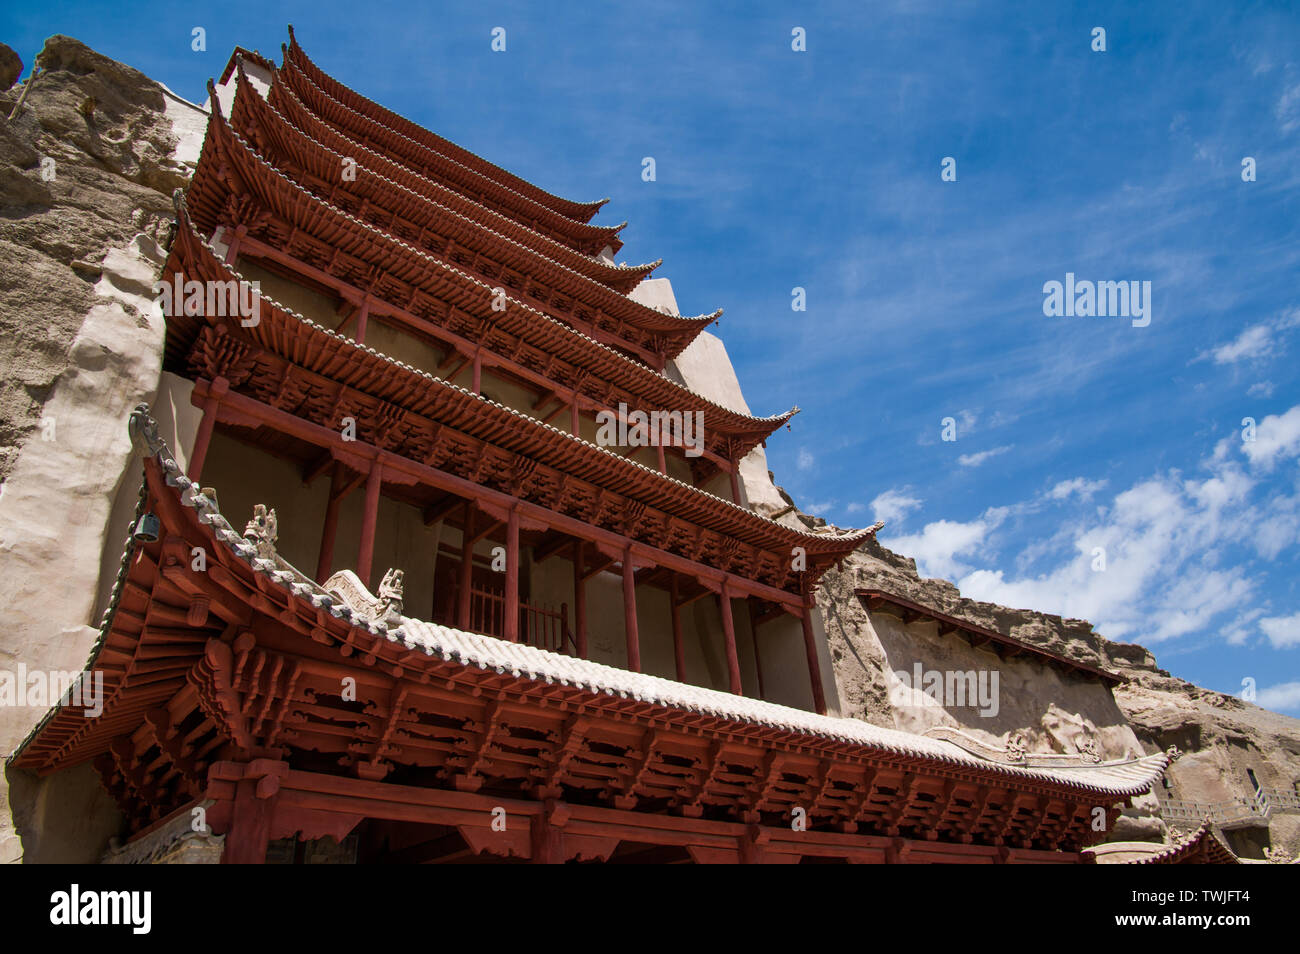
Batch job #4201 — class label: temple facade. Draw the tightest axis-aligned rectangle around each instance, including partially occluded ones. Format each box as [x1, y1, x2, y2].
[9, 30, 1174, 863]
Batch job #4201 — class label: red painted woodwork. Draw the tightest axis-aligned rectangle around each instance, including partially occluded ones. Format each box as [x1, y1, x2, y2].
[719, 585, 743, 695]
[315, 464, 344, 583]
[186, 376, 227, 481]
[670, 575, 686, 682]
[623, 546, 641, 672]
[504, 506, 520, 642]
[801, 596, 828, 716]
[457, 506, 475, 630]
[573, 539, 587, 659]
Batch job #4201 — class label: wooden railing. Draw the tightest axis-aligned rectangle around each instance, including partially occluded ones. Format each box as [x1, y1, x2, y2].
[466, 583, 575, 656]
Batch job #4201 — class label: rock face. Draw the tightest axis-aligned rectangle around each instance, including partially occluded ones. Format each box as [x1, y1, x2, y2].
[0, 35, 206, 863]
[0, 43, 22, 91]
[798, 504, 1300, 858]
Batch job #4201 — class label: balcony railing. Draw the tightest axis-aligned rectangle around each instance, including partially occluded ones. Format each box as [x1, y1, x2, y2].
[466, 583, 576, 656]
[1158, 787, 1300, 829]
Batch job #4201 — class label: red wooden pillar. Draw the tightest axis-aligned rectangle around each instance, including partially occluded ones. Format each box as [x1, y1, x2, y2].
[457, 505, 475, 631]
[188, 376, 229, 482]
[472, 348, 482, 395]
[800, 596, 827, 715]
[223, 224, 246, 266]
[573, 539, 587, 658]
[315, 463, 344, 584]
[222, 777, 275, 864]
[503, 506, 520, 642]
[570, 398, 580, 438]
[729, 458, 743, 506]
[719, 582, 743, 695]
[669, 575, 686, 682]
[356, 461, 383, 587]
[657, 440, 667, 475]
[354, 295, 370, 345]
[622, 545, 641, 672]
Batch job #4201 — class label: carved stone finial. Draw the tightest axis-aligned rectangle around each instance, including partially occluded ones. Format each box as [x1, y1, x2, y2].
[1166, 744, 1182, 762]
[1005, 731, 1028, 763]
[128, 404, 163, 457]
[378, 568, 404, 622]
[1077, 734, 1101, 763]
[243, 504, 278, 561]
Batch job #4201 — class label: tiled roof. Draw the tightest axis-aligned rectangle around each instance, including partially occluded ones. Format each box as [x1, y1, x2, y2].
[13, 407, 1167, 800]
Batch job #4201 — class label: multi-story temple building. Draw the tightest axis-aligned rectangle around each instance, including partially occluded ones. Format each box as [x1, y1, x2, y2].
[10, 29, 1175, 863]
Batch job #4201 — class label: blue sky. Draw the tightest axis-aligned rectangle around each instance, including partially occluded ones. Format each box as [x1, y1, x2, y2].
[4, 1, 1298, 711]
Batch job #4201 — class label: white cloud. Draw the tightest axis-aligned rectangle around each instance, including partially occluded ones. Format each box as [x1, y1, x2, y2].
[1260, 612, 1300, 649]
[1197, 307, 1299, 366]
[1242, 406, 1300, 471]
[1048, 477, 1108, 500]
[958, 445, 1012, 468]
[1248, 381, 1275, 398]
[870, 488, 922, 528]
[1201, 323, 1275, 364]
[796, 448, 814, 471]
[1257, 681, 1300, 712]
[957, 464, 1263, 643]
[888, 511, 1004, 581]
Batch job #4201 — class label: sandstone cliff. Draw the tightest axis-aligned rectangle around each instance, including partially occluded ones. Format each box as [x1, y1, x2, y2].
[0, 35, 205, 862]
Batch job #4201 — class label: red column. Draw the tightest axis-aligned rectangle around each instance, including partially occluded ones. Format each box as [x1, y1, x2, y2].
[800, 596, 827, 715]
[472, 348, 482, 394]
[222, 777, 275, 864]
[729, 459, 743, 505]
[657, 440, 667, 475]
[719, 583, 742, 695]
[187, 376, 229, 482]
[622, 545, 641, 672]
[356, 461, 382, 587]
[573, 539, 587, 658]
[570, 398, 580, 438]
[670, 575, 686, 682]
[354, 295, 370, 345]
[504, 506, 520, 642]
[223, 225, 246, 267]
[315, 464, 344, 584]
[457, 506, 475, 630]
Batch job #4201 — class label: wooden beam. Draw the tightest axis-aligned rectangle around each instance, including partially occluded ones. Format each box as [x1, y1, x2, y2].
[422, 495, 463, 527]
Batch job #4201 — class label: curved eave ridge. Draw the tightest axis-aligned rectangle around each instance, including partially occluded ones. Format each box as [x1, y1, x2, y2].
[166, 198, 870, 564]
[225, 79, 711, 349]
[285, 27, 607, 224]
[188, 108, 798, 448]
[278, 44, 623, 257]
[258, 71, 654, 294]
[14, 419, 1170, 803]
